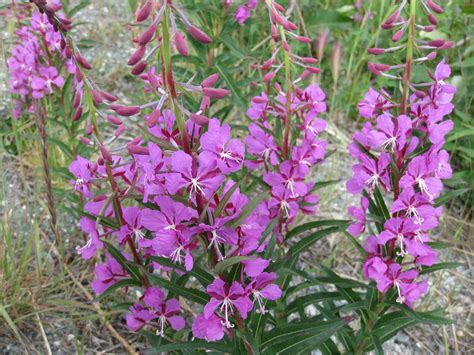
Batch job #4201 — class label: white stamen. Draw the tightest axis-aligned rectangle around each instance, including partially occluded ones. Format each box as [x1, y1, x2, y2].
[208, 230, 226, 261]
[253, 291, 267, 314]
[396, 234, 406, 256]
[394, 280, 406, 304]
[365, 174, 379, 189]
[220, 298, 235, 328]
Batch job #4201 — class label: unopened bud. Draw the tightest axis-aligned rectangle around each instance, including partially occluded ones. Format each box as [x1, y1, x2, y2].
[132, 61, 148, 76]
[114, 124, 126, 137]
[76, 51, 92, 70]
[202, 73, 220, 88]
[368, 48, 385, 55]
[138, 22, 158, 45]
[73, 106, 83, 121]
[175, 32, 189, 57]
[99, 144, 113, 162]
[188, 25, 212, 44]
[106, 115, 123, 126]
[427, 0, 444, 14]
[128, 46, 146, 66]
[190, 113, 209, 126]
[392, 29, 404, 42]
[115, 105, 141, 116]
[136, 0, 152, 22]
[101, 91, 119, 102]
[147, 109, 160, 127]
[263, 72, 275, 82]
[202, 87, 230, 99]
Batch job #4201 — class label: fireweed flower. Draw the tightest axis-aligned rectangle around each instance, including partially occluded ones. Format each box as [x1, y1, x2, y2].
[7, 10, 69, 115]
[348, 0, 455, 309]
[204, 278, 253, 328]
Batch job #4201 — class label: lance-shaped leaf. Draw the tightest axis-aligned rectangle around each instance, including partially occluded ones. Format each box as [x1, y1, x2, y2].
[96, 279, 142, 301]
[286, 219, 350, 240]
[103, 241, 141, 280]
[148, 340, 234, 353]
[420, 262, 463, 275]
[149, 256, 214, 286]
[214, 255, 255, 276]
[261, 318, 346, 354]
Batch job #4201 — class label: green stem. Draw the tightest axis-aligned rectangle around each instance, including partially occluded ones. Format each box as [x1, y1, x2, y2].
[400, 0, 416, 115]
[161, 6, 191, 154]
[355, 294, 385, 354]
[283, 39, 292, 158]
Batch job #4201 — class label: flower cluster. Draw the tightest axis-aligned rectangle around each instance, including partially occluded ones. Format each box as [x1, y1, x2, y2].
[7, 9, 71, 117]
[61, 0, 331, 342]
[245, 0, 326, 238]
[347, 0, 455, 308]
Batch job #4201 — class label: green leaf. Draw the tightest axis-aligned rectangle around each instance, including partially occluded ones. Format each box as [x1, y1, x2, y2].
[69, 0, 91, 17]
[96, 279, 142, 300]
[148, 274, 210, 305]
[103, 241, 141, 280]
[149, 256, 214, 286]
[213, 178, 244, 219]
[285, 292, 344, 316]
[420, 262, 463, 275]
[284, 226, 343, 265]
[148, 340, 234, 353]
[261, 318, 346, 354]
[128, 0, 138, 13]
[215, 65, 245, 108]
[310, 179, 341, 192]
[214, 256, 255, 276]
[285, 219, 350, 240]
[371, 333, 384, 355]
[434, 188, 470, 207]
[48, 137, 73, 160]
[373, 187, 390, 221]
[401, 307, 454, 325]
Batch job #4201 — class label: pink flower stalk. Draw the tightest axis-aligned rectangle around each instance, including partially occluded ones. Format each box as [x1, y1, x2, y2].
[348, 0, 455, 309]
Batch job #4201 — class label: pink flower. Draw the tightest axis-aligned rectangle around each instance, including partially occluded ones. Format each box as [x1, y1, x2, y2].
[192, 314, 225, 342]
[204, 278, 253, 328]
[200, 119, 245, 174]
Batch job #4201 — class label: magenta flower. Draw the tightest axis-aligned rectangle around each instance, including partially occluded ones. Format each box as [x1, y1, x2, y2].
[399, 156, 443, 200]
[69, 155, 95, 198]
[245, 123, 279, 169]
[245, 272, 282, 314]
[268, 185, 299, 220]
[247, 93, 269, 120]
[235, 5, 251, 24]
[91, 253, 130, 294]
[199, 218, 238, 261]
[116, 207, 151, 248]
[357, 88, 392, 119]
[77, 217, 102, 260]
[200, 119, 245, 174]
[303, 84, 327, 114]
[166, 151, 225, 198]
[368, 114, 412, 152]
[31, 66, 64, 98]
[204, 278, 253, 328]
[347, 197, 369, 237]
[192, 314, 225, 342]
[346, 153, 391, 194]
[264, 161, 308, 198]
[242, 258, 270, 277]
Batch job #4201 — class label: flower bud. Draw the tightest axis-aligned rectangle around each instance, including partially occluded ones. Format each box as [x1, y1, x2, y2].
[73, 92, 82, 108]
[302, 57, 318, 64]
[428, 14, 438, 26]
[201, 73, 220, 88]
[282, 40, 291, 52]
[202, 87, 230, 99]
[136, 0, 152, 22]
[73, 106, 83, 121]
[427, 0, 444, 14]
[138, 22, 158, 45]
[128, 46, 146, 66]
[107, 115, 123, 126]
[99, 144, 113, 162]
[392, 29, 404, 42]
[79, 136, 92, 145]
[145, 110, 159, 127]
[368, 62, 382, 76]
[284, 20, 298, 31]
[263, 72, 275, 82]
[426, 51, 437, 60]
[273, 2, 285, 12]
[114, 124, 126, 137]
[428, 39, 445, 47]
[188, 26, 212, 44]
[128, 145, 149, 155]
[175, 32, 189, 57]
[305, 66, 321, 74]
[101, 91, 119, 102]
[76, 51, 92, 70]
[439, 41, 454, 50]
[368, 48, 385, 55]
[132, 61, 148, 76]
[91, 90, 104, 106]
[85, 124, 94, 135]
[115, 105, 141, 116]
[296, 36, 312, 44]
[190, 113, 209, 126]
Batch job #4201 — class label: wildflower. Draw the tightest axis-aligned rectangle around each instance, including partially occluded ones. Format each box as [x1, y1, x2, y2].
[204, 278, 253, 328]
[192, 314, 225, 342]
[245, 272, 282, 314]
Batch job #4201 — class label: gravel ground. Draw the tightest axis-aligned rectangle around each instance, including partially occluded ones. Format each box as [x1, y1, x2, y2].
[0, 1, 472, 354]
